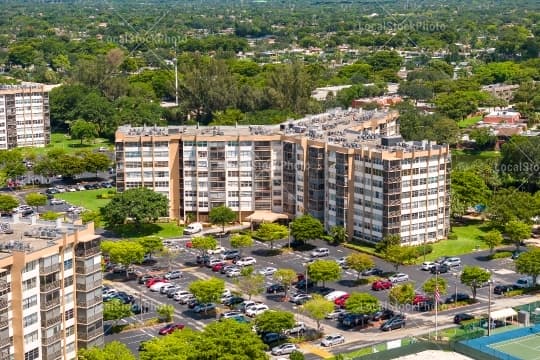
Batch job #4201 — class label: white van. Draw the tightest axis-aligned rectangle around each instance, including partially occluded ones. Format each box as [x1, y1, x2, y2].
[514, 276, 540, 289]
[184, 222, 203, 235]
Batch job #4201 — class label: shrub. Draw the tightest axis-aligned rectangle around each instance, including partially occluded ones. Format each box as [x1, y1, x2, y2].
[415, 244, 433, 256]
[505, 289, 525, 297]
[447, 233, 458, 240]
[41, 211, 60, 220]
[490, 251, 512, 259]
[343, 243, 379, 256]
[290, 350, 305, 360]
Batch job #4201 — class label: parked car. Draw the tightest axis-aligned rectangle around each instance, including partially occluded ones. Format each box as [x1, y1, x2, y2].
[314, 287, 336, 296]
[284, 322, 306, 336]
[207, 246, 226, 255]
[145, 278, 166, 288]
[321, 334, 345, 347]
[454, 313, 475, 324]
[184, 222, 203, 234]
[159, 283, 177, 294]
[481, 319, 507, 329]
[325, 290, 349, 301]
[443, 257, 461, 268]
[325, 308, 348, 320]
[416, 300, 439, 312]
[221, 265, 239, 275]
[340, 313, 369, 328]
[246, 304, 269, 317]
[258, 267, 278, 276]
[389, 273, 409, 283]
[445, 293, 470, 304]
[421, 261, 435, 271]
[430, 264, 449, 274]
[334, 294, 350, 307]
[261, 332, 287, 345]
[164, 270, 182, 280]
[223, 296, 245, 307]
[372, 279, 393, 291]
[166, 285, 182, 298]
[372, 308, 395, 321]
[173, 290, 192, 301]
[336, 257, 349, 269]
[193, 303, 216, 313]
[311, 247, 330, 257]
[212, 262, 226, 272]
[158, 323, 184, 335]
[362, 268, 384, 276]
[226, 268, 242, 277]
[235, 257, 256, 266]
[494, 284, 516, 295]
[207, 258, 224, 268]
[222, 249, 241, 260]
[50, 198, 65, 205]
[295, 279, 315, 289]
[412, 294, 431, 305]
[271, 343, 298, 356]
[380, 315, 406, 331]
[291, 293, 311, 305]
[150, 282, 169, 292]
[514, 276, 540, 289]
[266, 284, 285, 294]
[220, 311, 243, 320]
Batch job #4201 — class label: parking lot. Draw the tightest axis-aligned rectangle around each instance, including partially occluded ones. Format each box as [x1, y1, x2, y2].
[103, 232, 524, 357]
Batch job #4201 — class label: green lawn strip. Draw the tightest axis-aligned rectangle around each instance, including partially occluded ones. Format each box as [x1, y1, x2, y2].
[457, 115, 483, 129]
[452, 149, 501, 165]
[55, 188, 112, 212]
[22, 132, 113, 157]
[111, 223, 184, 239]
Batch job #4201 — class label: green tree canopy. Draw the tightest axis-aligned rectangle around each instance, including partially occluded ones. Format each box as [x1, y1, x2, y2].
[329, 226, 347, 244]
[103, 299, 133, 326]
[515, 247, 540, 285]
[290, 215, 324, 243]
[488, 189, 537, 228]
[460, 266, 491, 299]
[191, 236, 217, 256]
[375, 234, 401, 253]
[157, 304, 174, 322]
[423, 277, 448, 297]
[383, 245, 417, 271]
[209, 205, 236, 232]
[230, 233, 253, 250]
[505, 220, 531, 250]
[100, 188, 169, 227]
[100, 240, 145, 276]
[70, 119, 99, 144]
[346, 253, 374, 280]
[302, 294, 335, 330]
[273, 268, 298, 299]
[255, 222, 289, 249]
[188, 277, 225, 306]
[482, 230, 504, 254]
[388, 283, 415, 310]
[253, 310, 295, 334]
[235, 273, 265, 300]
[137, 236, 163, 258]
[79, 341, 136, 360]
[345, 292, 380, 315]
[25, 192, 47, 212]
[307, 259, 342, 287]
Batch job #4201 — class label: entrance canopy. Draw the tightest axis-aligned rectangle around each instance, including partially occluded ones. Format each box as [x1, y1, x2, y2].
[490, 308, 517, 320]
[245, 211, 289, 223]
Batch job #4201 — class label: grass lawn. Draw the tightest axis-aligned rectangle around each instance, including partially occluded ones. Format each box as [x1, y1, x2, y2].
[420, 222, 490, 263]
[55, 189, 113, 212]
[457, 115, 483, 129]
[452, 149, 501, 165]
[111, 223, 184, 239]
[22, 132, 113, 157]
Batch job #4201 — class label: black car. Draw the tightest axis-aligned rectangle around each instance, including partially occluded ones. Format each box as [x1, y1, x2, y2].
[223, 296, 245, 307]
[138, 274, 154, 284]
[380, 315, 406, 331]
[415, 300, 439, 312]
[430, 264, 449, 274]
[362, 268, 384, 276]
[196, 255, 211, 265]
[187, 299, 200, 309]
[261, 332, 287, 345]
[493, 284, 515, 295]
[339, 313, 370, 328]
[295, 279, 315, 289]
[480, 319, 507, 329]
[314, 287, 335, 296]
[266, 284, 285, 294]
[453, 313, 475, 324]
[445, 293, 470, 304]
[372, 308, 395, 321]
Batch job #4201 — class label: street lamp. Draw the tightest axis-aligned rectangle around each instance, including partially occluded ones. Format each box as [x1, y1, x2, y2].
[453, 272, 459, 301]
[488, 280, 493, 336]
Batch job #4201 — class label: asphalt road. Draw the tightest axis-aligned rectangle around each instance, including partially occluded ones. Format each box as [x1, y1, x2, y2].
[103, 234, 523, 357]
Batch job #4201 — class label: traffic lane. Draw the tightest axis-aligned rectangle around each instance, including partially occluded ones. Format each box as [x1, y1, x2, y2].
[106, 327, 156, 355]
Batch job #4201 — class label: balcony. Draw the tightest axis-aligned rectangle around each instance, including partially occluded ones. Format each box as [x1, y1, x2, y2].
[42, 314, 62, 328]
[0, 337, 10, 348]
[40, 280, 60, 293]
[40, 263, 60, 274]
[41, 298, 60, 310]
[77, 312, 102, 324]
[77, 328, 103, 341]
[76, 279, 102, 292]
[0, 318, 8, 329]
[77, 296, 101, 308]
[0, 297, 7, 309]
[75, 263, 102, 274]
[0, 280, 8, 292]
[75, 247, 100, 258]
[42, 331, 62, 346]
[43, 349, 62, 360]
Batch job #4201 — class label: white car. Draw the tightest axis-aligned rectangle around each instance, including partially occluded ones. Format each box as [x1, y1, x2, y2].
[235, 257, 256, 266]
[184, 222, 203, 235]
[241, 301, 259, 311]
[226, 268, 242, 277]
[221, 294, 234, 303]
[443, 257, 461, 267]
[290, 293, 311, 303]
[336, 257, 348, 268]
[389, 273, 409, 283]
[325, 308, 348, 320]
[321, 334, 345, 347]
[222, 289, 231, 297]
[164, 270, 182, 279]
[311, 248, 330, 257]
[50, 198, 65, 205]
[149, 282, 168, 292]
[173, 290, 192, 301]
[271, 343, 298, 356]
[220, 311, 243, 319]
[207, 246, 227, 255]
[324, 290, 349, 301]
[160, 283, 177, 294]
[246, 304, 269, 317]
[258, 267, 277, 276]
[421, 262, 435, 271]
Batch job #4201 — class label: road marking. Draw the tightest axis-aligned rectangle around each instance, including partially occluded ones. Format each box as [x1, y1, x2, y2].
[298, 343, 333, 358]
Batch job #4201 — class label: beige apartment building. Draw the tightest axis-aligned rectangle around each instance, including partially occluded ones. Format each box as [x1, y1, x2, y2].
[0, 216, 102, 360]
[115, 108, 451, 245]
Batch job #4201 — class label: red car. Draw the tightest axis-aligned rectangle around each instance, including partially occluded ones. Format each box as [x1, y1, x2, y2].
[413, 294, 431, 305]
[146, 278, 167, 288]
[212, 262, 226, 272]
[334, 294, 350, 307]
[185, 241, 193, 248]
[158, 323, 185, 335]
[372, 279, 393, 291]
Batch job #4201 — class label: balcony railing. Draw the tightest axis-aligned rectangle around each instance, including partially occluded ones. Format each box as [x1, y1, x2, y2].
[42, 331, 62, 346]
[0, 280, 8, 292]
[40, 264, 60, 274]
[77, 328, 102, 341]
[0, 337, 10, 348]
[0, 297, 7, 309]
[41, 298, 60, 310]
[43, 349, 62, 360]
[75, 263, 102, 274]
[42, 314, 62, 328]
[76, 279, 102, 292]
[77, 312, 102, 324]
[40, 280, 60, 293]
[0, 318, 8, 329]
[77, 296, 101, 308]
[75, 247, 100, 258]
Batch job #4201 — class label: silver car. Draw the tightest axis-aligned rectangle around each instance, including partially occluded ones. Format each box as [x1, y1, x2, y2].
[271, 343, 298, 356]
[321, 334, 345, 347]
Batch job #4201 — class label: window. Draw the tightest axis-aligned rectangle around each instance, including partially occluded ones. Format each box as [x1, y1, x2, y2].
[64, 259, 73, 270]
[23, 313, 38, 327]
[22, 278, 36, 291]
[24, 261, 36, 272]
[24, 331, 38, 344]
[66, 325, 75, 337]
[65, 309, 74, 321]
[24, 348, 39, 360]
[23, 295, 37, 310]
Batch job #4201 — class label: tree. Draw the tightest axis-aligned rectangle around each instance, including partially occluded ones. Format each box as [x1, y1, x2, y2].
[255, 222, 289, 249]
[423, 277, 448, 298]
[515, 248, 540, 285]
[290, 351, 305, 360]
[230, 233, 253, 252]
[235, 274, 265, 300]
[345, 293, 380, 315]
[346, 253, 374, 280]
[137, 236, 163, 258]
[70, 119, 99, 144]
[273, 268, 297, 300]
[290, 215, 324, 244]
[302, 294, 335, 331]
[0, 194, 18, 213]
[81, 210, 101, 228]
[79, 341, 136, 360]
[307, 260, 341, 287]
[25, 192, 47, 213]
[103, 299, 133, 327]
[41, 211, 60, 220]
[329, 226, 347, 244]
[188, 277, 225, 309]
[100, 240, 145, 277]
[488, 189, 536, 228]
[505, 220, 531, 250]
[84, 151, 111, 176]
[0, 149, 26, 185]
[208, 205, 236, 233]
[159, 247, 181, 272]
[469, 128, 496, 150]
[253, 310, 295, 334]
[388, 284, 415, 312]
[451, 170, 490, 213]
[460, 266, 491, 300]
[100, 188, 168, 227]
[375, 234, 401, 253]
[157, 304, 174, 322]
[383, 245, 417, 271]
[191, 236, 217, 257]
[483, 230, 503, 254]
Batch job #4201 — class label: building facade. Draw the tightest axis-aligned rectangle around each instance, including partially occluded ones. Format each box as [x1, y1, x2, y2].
[115, 108, 451, 245]
[0, 83, 51, 149]
[0, 217, 102, 360]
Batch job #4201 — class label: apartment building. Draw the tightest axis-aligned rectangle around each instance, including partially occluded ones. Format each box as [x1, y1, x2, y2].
[115, 108, 451, 245]
[0, 83, 52, 149]
[0, 216, 102, 360]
